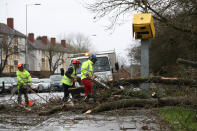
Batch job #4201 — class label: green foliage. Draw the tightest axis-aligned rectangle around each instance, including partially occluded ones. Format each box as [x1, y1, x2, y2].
[123, 88, 151, 99]
[159, 106, 197, 131]
[164, 85, 197, 97]
[98, 89, 112, 100]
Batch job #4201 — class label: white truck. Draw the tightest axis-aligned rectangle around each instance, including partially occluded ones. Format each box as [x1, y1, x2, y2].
[69, 50, 117, 82]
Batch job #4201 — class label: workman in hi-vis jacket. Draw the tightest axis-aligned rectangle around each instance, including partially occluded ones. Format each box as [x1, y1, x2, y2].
[61, 59, 80, 102]
[16, 63, 32, 105]
[81, 54, 97, 101]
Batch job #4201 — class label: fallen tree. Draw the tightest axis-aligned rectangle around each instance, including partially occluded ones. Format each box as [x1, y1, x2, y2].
[39, 104, 74, 116]
[109, 76, 197, 87]
[85, 97, 197, 114]
[86, 98, 158, 114]
[177, 58, 197, 68]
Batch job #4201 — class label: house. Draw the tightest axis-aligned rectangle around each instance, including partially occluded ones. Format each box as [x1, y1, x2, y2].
[27, 33, 72, 74]
[0, 18, 72, 75]
[0, 18, 26, 73]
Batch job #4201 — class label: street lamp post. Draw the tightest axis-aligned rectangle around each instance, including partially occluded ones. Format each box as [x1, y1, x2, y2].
[25, 3, 41, 70]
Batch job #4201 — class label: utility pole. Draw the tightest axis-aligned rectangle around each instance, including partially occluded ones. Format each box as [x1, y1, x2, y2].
[25, 3, 41, 70]
[132, 13, 155, 90]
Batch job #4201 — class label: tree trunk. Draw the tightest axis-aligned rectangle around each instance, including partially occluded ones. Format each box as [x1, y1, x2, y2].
[86, 97, 197, 114]
[89, 98, 158, 113]
[176, 58, 197, 68]
[109, 76, 197, 86]
[39, 104, 74, 116]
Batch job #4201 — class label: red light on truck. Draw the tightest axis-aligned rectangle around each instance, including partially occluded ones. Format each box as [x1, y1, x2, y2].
[85, 53, 90, 56]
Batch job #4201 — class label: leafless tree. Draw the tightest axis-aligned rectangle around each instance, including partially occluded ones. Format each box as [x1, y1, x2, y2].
[85, 0, 197, 33]
[62, 33, 94, 53]
[45, 43, 64, 74]
[127, 41, 141, 64]
[0, 35, 25, 75]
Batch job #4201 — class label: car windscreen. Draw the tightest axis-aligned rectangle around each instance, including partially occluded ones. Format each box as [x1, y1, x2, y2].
[0, 78, 10, 84]
[32, 78, 40, 83]
[72, 56, 110, 74]
[50, 75, 62, 81]
[40, 79, 50, 83]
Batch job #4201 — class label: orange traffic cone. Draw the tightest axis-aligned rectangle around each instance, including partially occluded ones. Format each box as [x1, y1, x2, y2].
[24, 100, 34, 106]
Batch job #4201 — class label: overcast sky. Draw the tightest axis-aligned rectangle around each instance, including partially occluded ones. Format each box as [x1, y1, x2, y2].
[0, 0, 135, 65]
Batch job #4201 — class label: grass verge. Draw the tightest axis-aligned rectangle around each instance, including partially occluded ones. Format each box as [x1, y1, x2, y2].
[159, 106, 197, 131]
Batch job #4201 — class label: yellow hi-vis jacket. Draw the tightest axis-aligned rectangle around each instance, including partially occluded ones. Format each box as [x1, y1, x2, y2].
[61, 66, 76, 86]
[16, 69, 32, 88]
[81, 59, 93, 80]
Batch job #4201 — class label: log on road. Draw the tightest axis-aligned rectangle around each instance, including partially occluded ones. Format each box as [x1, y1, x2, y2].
[176, 58, 197, 68]
[86, 97, 197, 114]
[87, 98, 158, 114]
[109, 76, 197, 86]
[39, 104, 74, 116]
[159, 96, 197, 106]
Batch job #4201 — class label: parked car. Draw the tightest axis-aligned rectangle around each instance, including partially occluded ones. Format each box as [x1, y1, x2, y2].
[50, 75, 62, 91]
[0, 80, 5, 94]
[0, 77, 17, 93]
[39, 78, 51, 92]
[12, 77, 17, 83]
[31, 78, 42, 92]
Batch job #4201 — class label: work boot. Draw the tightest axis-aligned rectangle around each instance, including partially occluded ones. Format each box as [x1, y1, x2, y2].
[17, 96, 22, 105]
[24, 96, 29, 106]
[93, 96, 97, 102]
[62, 97, 69, 102]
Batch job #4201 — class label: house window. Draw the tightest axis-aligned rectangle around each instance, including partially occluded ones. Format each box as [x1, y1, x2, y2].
[10, 65, 13, 72]
[14, 65, 18, 72]
[14, 37, 18, 45]
[14, 60, 18, 65]
[42, 58, 45, 62]
[14, 46, 18, 52]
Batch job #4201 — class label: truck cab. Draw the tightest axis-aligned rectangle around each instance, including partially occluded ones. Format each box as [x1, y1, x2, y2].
[70, 52, 116, 82]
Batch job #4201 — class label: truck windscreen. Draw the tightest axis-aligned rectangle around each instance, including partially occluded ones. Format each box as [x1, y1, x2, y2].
[72, 56, 111, 74]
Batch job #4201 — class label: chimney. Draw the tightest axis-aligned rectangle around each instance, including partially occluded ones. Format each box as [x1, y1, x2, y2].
[61, 40, 66, 48]
[51, 37, 56, 44]
[28, 33, 34, 42]
[42, 36, 48, 44]
[7, 18, 14, 29]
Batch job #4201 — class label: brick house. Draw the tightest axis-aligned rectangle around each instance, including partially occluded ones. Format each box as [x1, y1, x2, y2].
[0, 18, 72, 75]
[0, 18, 26, 73]
[27, 33, 72, 74]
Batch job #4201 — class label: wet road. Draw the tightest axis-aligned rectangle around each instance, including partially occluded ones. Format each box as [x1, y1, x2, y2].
[0, 93, 164, 131]
[0, 92, 64, 104]
[30, 113, 160, 131]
